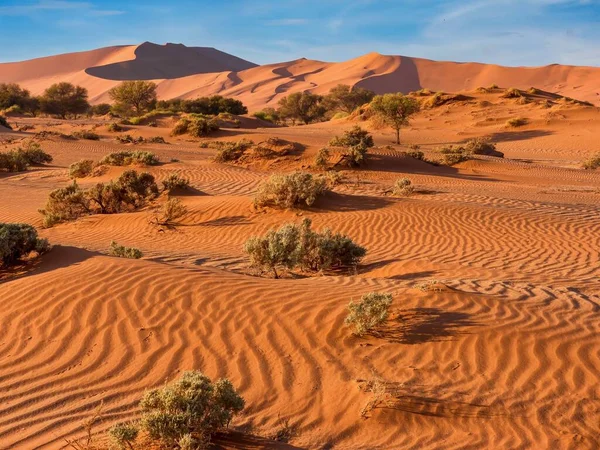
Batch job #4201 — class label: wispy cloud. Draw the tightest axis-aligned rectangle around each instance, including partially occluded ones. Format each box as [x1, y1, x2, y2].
[0, 0, 124, 17]
[265, 18, 308, 26]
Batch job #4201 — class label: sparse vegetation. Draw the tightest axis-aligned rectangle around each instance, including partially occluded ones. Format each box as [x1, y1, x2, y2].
[69, 159, 95, 179]
[329, 126, 375, 167]
[506, 117, 527, 127]
[108, 241, 143, 259]
[582, 153, 600, 170]
[254, 172, 327, 209]
[277, 92, 326, 125]
[212, 139, 254, 162]
[108, 422, 138, 450]
[100, 150, 159, 166]
[0, 223, 50, 267]
[370, 93, 420, 144]
[0, 115, 11, 129]
[115, 134, 145, 144]
[148, 136, 166, 144]
[157, 95, 247, 115]
[152, 198, 188, 226]
[72, 130, 100, 140]
[0, 142, 52, 172]
[502, 88, 522, 99]
[40, 171, 159, 227]
[107, 122, 124, 132]
[171, 116, 220, 137]
[253, 107, 280, 124]
[315, 147, 330, 169]
[345, 292, 393, 336]
[162, 174, 190, 191]
[244, 218, 366, 278]
[392, 178, 414, 196]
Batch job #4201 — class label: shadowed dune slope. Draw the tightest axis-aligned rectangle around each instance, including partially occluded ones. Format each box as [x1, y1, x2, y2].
[2, 44, 600, 109]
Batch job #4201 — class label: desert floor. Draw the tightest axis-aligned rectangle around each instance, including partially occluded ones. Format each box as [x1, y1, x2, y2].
[1, 92, 599, 449]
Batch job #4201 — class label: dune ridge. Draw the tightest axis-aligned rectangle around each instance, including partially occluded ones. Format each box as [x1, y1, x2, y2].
[1, 43, 599, 109]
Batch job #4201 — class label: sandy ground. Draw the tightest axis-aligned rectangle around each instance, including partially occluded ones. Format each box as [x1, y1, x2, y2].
[1, 91, 600, 449]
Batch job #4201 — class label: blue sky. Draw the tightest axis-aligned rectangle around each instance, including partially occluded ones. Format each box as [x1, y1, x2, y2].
[0, 0, 599, 66]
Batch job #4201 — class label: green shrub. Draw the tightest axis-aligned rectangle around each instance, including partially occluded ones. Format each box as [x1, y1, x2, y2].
[254, 172, 327, 209]
[139, 371, 244, 447]
[213, 139, 254, 162]
[253, 108, 280, 123]
[405, 150, 424, 160]
[40, 171, 158, 226]
[91, 103, 112, 116]
[100, 151, 159, 166]
[506, 117, 527, 127]
[107, 122, 124, 132]
[329, 126, 374, 148]
[108, 422, 138, 450]
[314, 148, 330, 169]
[0, 115, 11, 129]
[40, 182, 90, 227]
[441, 152, 470, 166]
[171, 117, 191, 136]
[69, 159, 95, 178]
[73, 130, 100, 140]
[463, 138, 503, 157]
[108, 241, 143, 259]
[0, 150, 28, 172]
[188, 117, 220, 137]
[392, 178, 414, 196]
[244, 218, 366, 278]
[0, 223, 49, 267]
[18, 141, 53, 165]
[115, 134, 145, 144]
[345, 292, 393, 336]
[162, 174, 190, 191]
[582, 153, 600, 170]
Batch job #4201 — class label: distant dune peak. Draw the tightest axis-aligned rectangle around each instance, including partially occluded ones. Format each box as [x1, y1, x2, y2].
[84, 41, 257, 81]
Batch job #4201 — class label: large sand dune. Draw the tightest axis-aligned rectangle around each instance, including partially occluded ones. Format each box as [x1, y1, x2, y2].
[1, 43, 599, 109]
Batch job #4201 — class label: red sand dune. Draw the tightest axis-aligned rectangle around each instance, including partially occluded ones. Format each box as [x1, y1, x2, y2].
[1, 42, 599, 109]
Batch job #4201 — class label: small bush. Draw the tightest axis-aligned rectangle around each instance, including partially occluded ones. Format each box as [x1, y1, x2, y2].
[100, 151, 159, 166]
[502, 88, 522, 99]
[0, 223, 49, 267]
[91, 103, 112, 116]
[116, 134, 145, 144]
[329, 126, 374, 148]
[162, 174, 190, 191]
[405, 150, 425, 160]
[73, 130, 100, 140]
[108, 422, 138, 449]
[244, 218, 366, 278]
[392, 178, 414, 196]
[189, 117, 220, 137]
[153, 198, 187, 226]
[40, 182, 90, 227]
[489, 84, 499, 89]
[253, 108, 280, 124]
[171, 117, 191, 136]
[107, 122, 124, 132]
[506, 117, 527, 127]
[314, 148, 330, 169]
[148, 136, 166, 144]
[582, 153, 600, 170]
[139, 371, 244, 447]
[441, 152, 470, 166]
[213, 139, 254, 162]
[345, 292, 393, 336]
[108, 241, 143, 259]
[18, 141, 53, 165]
[0, 150, 27, 172]
[69, 159, 95, 178]
[0, 115, 11, 129]
[254, 172, 327, 209]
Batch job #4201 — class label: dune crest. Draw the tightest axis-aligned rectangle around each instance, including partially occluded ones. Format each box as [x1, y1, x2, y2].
[1, 42, 600, 108]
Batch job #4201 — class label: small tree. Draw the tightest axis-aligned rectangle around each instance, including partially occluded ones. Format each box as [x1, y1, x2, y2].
[277, 92, 325, 124]
[108, 81, 157, 117]
[323, 84, 375, 114]
[0, 83, 32, 110]
[139, 371, 244, 447]
[39, 82, 90, 119]
[345, 292, 393, 336]
[370, 93, 420, 144]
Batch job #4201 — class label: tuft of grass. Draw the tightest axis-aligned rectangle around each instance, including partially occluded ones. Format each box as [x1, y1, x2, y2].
[108, 241, 143, 259]
[506, 117, 528, 128]
[582, 153, 600, 170]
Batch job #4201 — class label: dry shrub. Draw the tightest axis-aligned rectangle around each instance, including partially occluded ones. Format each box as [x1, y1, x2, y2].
[212, 139, 254, 162]
[329, 126, 374, 148]
[392, 178, 414, 196]
[254, 172, 327, 209]
[244, 218, 366, 278]
[582, 153, 600, 170]
[69, 159, 95, 178]
[72, 130, 100, 140]
[502, 88, 522, 99]
[153, 198, 187, 226]
[100, 150, 159, 166]
[345, 292, 393, 336]
[161, 174, 190, 191]
[108, 241, 142, 259]
[506, 117, 527, 128]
